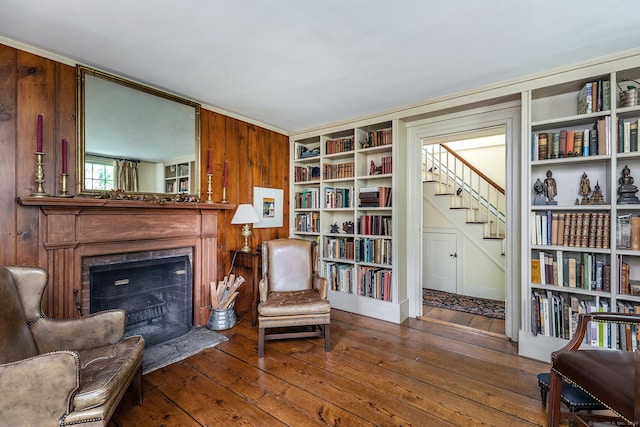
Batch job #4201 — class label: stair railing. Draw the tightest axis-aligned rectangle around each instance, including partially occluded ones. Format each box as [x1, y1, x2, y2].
[422, 144, 505, 238]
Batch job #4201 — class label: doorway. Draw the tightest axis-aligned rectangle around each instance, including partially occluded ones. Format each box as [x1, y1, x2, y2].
[404, 100, 522, 341]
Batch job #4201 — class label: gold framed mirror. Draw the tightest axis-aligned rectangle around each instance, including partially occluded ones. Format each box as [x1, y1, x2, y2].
[76, 65, 201, 196]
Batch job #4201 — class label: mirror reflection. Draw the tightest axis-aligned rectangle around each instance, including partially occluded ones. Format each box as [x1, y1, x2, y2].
[77, 66, 201, 195]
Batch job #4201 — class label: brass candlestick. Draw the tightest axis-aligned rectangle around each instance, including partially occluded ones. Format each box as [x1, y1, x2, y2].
[221, 186, 229, 203]
[205, 174, 214, 203]
[32, 152, 49, 197]
[57, 173, 73, 197]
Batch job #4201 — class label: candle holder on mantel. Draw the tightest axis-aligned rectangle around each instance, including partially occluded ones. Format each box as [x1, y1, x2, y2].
[221, 186, 229, 204]
[204, 173, 214, 203]
[31, 152, 49, 197]
[56, 173, 73, 197]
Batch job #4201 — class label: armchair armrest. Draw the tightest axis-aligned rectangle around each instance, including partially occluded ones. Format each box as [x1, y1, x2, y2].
[313, 273, 328, 300]
[30, 309, 126, 353]
[259, 278, 268, 303]
[0, 351, 79, 425]
[553, 312, 640, 355]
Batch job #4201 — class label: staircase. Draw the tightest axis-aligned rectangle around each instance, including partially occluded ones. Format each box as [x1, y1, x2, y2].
[423, 144, 506, 256]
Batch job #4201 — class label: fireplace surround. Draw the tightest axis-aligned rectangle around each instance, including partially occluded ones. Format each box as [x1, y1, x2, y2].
[17, 197, 232, 325]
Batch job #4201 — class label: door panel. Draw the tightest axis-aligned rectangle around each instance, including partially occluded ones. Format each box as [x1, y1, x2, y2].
[423, 232, 457, 293]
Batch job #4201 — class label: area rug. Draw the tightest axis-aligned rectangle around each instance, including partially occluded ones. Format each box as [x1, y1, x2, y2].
[143, 327, 228, 374]
[423, 288, 505, 319]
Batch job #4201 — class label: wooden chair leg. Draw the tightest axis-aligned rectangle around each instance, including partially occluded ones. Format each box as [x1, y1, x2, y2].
[547, 370, 562, 427]
[132, 366, 143, 405]
[258, 327, 265, 357]
[324, 323, 331, 352]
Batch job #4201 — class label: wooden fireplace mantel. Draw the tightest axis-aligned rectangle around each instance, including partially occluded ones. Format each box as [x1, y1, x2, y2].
[17, 196, 234, 326]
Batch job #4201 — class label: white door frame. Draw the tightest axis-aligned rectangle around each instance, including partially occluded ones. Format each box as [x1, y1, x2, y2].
[404, 100, 521, 340]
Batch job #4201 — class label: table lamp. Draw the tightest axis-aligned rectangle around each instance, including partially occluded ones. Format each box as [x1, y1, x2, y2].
[231, 204, 260, 252]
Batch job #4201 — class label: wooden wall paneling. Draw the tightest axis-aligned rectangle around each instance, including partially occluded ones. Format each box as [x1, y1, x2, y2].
[54, 62, 76, 196]
[0, 45, 17, 265]
[224, 116, 244, 253]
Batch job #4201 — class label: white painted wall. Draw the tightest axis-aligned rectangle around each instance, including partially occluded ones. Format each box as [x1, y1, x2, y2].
[452, 145, 506, 190]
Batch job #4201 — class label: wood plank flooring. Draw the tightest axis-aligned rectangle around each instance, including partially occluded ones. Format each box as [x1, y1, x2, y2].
[420, 305, 505, 337]
[110, 309, 551, 426]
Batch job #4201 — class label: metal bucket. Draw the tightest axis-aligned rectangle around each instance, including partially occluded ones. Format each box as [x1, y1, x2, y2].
[206, 307, 237, 330]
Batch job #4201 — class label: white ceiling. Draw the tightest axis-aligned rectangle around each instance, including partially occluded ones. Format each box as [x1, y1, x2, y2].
[2, 0, 640, 134]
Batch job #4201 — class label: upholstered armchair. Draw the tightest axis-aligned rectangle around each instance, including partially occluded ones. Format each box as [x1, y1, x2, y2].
[548, 312, 640, 426]
[257, 238, 331, 357]
[0, 265, 144, 427]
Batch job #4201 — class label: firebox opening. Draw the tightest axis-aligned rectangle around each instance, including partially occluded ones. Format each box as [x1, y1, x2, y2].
[89, 255, 192, 348]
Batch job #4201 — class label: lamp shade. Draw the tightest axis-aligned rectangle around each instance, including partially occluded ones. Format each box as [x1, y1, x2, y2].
[231, 204, 260, 224]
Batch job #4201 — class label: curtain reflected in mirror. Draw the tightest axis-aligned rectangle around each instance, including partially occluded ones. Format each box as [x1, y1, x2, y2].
[77, 65, 201, 195]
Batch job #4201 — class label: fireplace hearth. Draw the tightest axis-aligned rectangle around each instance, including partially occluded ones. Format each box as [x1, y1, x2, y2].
[89, 254, 192, 347]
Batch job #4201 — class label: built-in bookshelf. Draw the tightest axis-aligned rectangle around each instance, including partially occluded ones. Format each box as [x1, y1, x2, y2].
[164, 159, 193, 193]
[291, 121, 399, 322]
[520, 64, 640, 361]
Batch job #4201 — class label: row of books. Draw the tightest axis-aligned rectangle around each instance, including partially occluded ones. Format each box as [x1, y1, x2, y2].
[326, 136, 354, 154]
[617, 261, 640, 296]
[377, 156, 393, 174]
[357, 266, 392, 301]
[323, 162, 354, 180]
[617, 300, 640, 351]
[295, 188, 319, 209]
[359, 186, 392, 207]
[324, 237, 355, 260]
[294, 212, 319, 233]
[294, 165, 320, 182]
[617, 118, 639, 153]
[355, 238, 392, 265]
[364, 128, 392, 148]
[324, 262, 354, 294]
[357, 215, 392, 236]
[531, 250, 610, 290]
[532, 118, 611, 161]
[531, 211, 610, 249]
[531, 291, 613, 346]
[532, 290, 640, 351]
[577, 80, 610, 115]
[324, 186, 354, 208]
[616, 213, 640, 250]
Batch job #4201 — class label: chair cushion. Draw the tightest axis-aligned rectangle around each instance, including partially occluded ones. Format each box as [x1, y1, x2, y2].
[259, 289, 331, 317]
[0, 267, 38, 364]
[73, 335, 144, 412]
[553, 350, 634, 422]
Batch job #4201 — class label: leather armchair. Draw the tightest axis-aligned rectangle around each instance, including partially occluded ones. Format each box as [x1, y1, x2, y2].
[257, 238, 331, 357]
[548, 312, 640, 426]
[0, 265, 144, 426]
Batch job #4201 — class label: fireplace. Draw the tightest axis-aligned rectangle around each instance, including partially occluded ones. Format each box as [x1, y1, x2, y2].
[84, 249, 193, 347]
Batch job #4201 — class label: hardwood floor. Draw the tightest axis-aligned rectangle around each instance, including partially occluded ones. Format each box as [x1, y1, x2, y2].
[110, 309, 550, 426]
[419, 305, 506, 337]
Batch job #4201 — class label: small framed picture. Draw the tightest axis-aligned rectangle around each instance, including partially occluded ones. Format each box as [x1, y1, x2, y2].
[253, 187, 283, 228]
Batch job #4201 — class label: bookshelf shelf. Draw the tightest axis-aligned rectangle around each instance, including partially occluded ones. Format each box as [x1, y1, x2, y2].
[290, 120, 399, 322]
[521, 65, 640, 360]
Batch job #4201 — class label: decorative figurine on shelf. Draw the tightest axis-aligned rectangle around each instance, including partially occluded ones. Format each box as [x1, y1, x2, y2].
[544, 169, 557, 205]
[370, 160, 383, 175]
[330, 223, 340, 233]
[579, 172, 591, 205]
[342, 221, 354, 234]
[590, 181, 605, 205]
[533, 178, 546, 205]
[617, 165, 640, 204]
